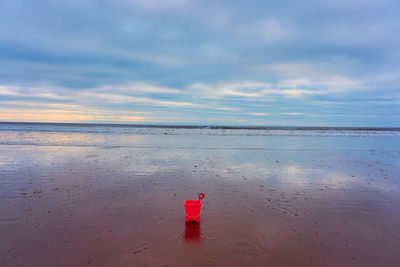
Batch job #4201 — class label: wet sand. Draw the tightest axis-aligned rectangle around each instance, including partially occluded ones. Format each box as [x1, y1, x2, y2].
[1, 133, 400, 266]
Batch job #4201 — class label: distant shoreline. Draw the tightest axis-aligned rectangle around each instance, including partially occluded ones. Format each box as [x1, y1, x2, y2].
[0, 121, 399, 131]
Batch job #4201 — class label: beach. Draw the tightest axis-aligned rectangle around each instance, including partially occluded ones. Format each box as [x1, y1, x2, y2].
[0, 123, 399, 266]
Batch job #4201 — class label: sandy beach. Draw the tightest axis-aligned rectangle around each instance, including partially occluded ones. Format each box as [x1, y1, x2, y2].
[0, 126, 399, 266]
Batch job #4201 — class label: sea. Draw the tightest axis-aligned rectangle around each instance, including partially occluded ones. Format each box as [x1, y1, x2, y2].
[0, 121, 399, 145]
[0, 121, 399, 152]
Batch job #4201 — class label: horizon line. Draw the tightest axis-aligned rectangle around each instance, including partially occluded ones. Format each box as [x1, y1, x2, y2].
[0, 121, 399, 131]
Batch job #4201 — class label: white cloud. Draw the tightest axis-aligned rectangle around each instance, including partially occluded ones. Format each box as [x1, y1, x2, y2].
[260, 62, 370, 93]
[0, 85, 69, 99]
[81, 92, 199, 107]
[1, 73, 398, 124]
[317, 76, 365, 92]
[0, 86, 22, 97]
[282, 112, 303, 116]
[97, 82, 184, 94]
[190, 80, 319, 98]
[248, 112, 269, 116]
[277, 78, 311, 88]
[0, 83, 240, 115]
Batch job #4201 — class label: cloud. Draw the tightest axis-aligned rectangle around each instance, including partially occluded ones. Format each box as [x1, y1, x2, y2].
[0, 0, 399, 126]
[0, 105, 150, 123]
[190, 80, 320, 99]
[282, 112, 303, 116]
[318, 76, 365, 92]
[98, 82, 184, 94]
[0, 82, 243, 123]
[248, 113, 269, 116]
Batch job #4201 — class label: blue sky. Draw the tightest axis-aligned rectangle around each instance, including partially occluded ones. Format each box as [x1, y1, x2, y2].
[0, 0, 399, 126]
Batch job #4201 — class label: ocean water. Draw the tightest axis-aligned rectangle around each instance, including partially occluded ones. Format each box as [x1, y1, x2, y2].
[0, 122, 399, 151]
[1, 122, 399, 136]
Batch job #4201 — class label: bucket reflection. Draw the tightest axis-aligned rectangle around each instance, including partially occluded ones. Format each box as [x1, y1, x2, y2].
[183, 222, 201, 243]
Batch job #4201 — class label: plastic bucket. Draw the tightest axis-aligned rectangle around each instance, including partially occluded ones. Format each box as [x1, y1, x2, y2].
[184, 193, 205, 222]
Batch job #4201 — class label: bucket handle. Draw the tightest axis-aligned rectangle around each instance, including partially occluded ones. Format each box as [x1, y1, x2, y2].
[185, 212, 201, 218]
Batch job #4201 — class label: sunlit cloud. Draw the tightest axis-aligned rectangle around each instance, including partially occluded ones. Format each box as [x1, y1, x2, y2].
[249, 113, 269, 116]
[282, 113, 303, 116]
[0, 108, 149, 123]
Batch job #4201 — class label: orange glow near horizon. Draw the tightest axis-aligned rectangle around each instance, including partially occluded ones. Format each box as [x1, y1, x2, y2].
[0, 109, 150, 123]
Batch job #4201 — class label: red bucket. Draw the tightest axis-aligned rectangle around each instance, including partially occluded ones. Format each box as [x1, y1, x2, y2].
[184, 193, 205, 222]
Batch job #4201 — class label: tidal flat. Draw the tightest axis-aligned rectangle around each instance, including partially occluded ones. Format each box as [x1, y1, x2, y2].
[0, 125, 399, 266]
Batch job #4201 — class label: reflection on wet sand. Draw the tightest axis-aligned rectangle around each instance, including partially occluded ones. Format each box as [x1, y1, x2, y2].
[183, 222, 202, 243]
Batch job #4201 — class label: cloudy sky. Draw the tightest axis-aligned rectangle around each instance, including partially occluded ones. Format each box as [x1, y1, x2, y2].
[0, 0, 399, 126]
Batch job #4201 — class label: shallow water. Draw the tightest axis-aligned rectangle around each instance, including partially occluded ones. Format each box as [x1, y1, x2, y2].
[0, 124, 399, 266]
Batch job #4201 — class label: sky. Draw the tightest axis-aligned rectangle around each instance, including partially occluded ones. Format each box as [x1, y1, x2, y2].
[0, 0, 399, 126]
